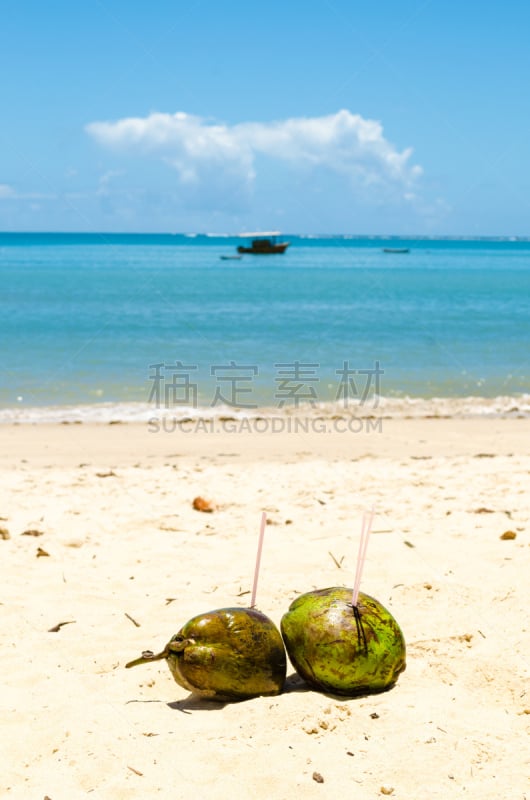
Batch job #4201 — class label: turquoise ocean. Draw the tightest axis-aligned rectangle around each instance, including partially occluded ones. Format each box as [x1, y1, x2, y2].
[2, 233, 530, 422]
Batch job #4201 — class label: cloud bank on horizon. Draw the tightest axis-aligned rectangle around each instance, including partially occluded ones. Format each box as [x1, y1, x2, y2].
[86, 109, 422, 198]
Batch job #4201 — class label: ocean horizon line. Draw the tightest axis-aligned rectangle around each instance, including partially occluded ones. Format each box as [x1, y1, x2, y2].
[2, 231, 530, 243]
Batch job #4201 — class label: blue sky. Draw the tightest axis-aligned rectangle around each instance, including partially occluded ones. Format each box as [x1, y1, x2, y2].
[2, 1, 530, 235]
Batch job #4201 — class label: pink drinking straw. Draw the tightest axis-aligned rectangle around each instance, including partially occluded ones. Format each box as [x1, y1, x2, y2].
[351, 507, 375, 607]
[250, 511, 267, 608]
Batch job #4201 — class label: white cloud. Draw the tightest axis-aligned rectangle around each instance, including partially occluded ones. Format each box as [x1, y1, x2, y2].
[0, 184, 15, 198]
[86, 109, 422, 193]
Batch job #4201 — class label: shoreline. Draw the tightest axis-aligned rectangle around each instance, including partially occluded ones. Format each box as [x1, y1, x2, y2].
[1, 392, 530, 424]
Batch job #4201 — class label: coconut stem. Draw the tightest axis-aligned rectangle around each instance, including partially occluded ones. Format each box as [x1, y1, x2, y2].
[125, 648, 168, 669]
[250, 511, 267, 608]
[351, 507, 375, 607]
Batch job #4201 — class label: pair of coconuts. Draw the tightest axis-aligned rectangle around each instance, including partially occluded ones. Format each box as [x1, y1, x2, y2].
[126, 587, 406, 702]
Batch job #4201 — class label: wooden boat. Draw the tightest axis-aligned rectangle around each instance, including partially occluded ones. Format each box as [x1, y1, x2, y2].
[237, 231, 290, 254]
[383, 247, 410, 254]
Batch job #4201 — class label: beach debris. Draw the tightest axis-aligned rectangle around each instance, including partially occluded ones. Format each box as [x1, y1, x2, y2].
[21, 528, 44, 537]
[281, 510, 406, 695]
[0, 526, 10, 540]
[127, 765, 143, 777]
[125, 612, 141, 627]
[95, 470, 117, 478]
[474, 507, 495, 514]
[500, 530, 517, 540]
[48, 621, 76, 633]
[303, 704, 349, 734]
[126, 607, 286, 701]
[328, 551, 344, 569]
[192, 496, 214, 512]
[36, 547, 50, 557]
[312, 772, 325, 784]
[380, 788, 394, 796]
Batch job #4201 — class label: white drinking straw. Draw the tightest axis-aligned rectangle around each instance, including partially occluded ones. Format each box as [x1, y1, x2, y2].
[351, 507, 375, 607]
[250, 511, 267, 608]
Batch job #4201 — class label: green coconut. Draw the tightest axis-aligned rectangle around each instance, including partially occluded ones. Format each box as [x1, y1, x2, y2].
[126, 606, 286, 702]
[281, 587, 406, 695]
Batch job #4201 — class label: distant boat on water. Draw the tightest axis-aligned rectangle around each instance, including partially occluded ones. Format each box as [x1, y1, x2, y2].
[383, 247, 410, 254]
[237, 231, 290, 255]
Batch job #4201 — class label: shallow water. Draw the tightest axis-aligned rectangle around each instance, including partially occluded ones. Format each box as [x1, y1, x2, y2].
[2, 233, 529, 419]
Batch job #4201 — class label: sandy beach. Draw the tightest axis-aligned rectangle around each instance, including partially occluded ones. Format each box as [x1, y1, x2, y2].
[1, 417, 529, 799]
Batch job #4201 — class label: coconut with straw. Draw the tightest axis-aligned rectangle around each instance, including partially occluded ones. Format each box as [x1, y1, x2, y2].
[126, 512, 286, 701]
[281, 509, 406, 695]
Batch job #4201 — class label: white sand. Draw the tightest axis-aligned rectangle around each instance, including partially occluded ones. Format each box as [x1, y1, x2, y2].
[1, 418, 529, 798]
